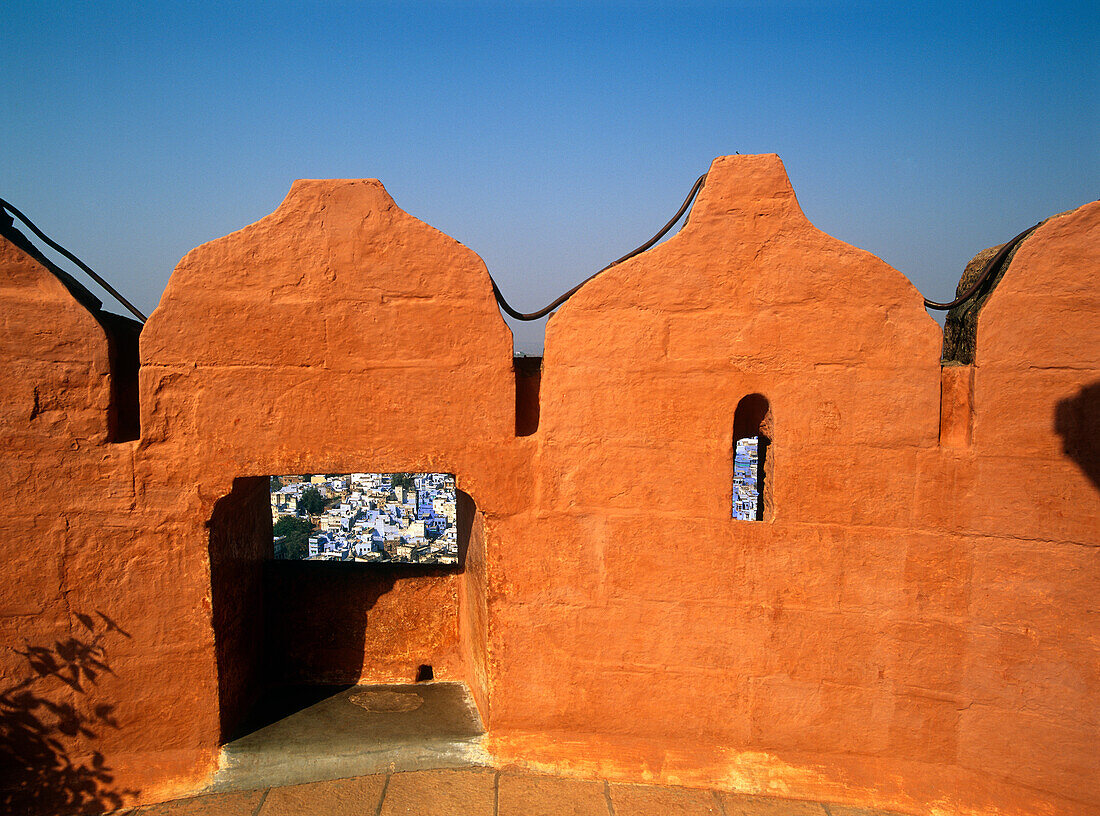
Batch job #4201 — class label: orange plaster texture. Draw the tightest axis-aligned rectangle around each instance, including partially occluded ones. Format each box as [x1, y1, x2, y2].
[136, 179, 516, 716]
[0, 157, 1096, 816]
[485, 160, 1099, 816]
[0, 236, 220, 810]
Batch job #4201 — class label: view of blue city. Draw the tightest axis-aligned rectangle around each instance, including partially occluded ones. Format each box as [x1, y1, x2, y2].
[271, 473, 458, 564]
[732, 437, 760, 520]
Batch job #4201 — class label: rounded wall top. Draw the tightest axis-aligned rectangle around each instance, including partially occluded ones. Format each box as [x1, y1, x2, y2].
[683, 153, 808, 234]
[140, 176, 512, 370]
[976, 199, 1100, 370]
[543, 152, 940, 372]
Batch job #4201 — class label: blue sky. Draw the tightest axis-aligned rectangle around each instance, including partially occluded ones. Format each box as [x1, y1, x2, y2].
[3, 1, 1096, 352]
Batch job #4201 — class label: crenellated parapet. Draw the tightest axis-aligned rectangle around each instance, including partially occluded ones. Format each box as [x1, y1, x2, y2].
[0, 158, 1095, 816]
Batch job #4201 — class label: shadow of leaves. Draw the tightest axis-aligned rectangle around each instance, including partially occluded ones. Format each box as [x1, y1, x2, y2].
[0, 611, 138, 815]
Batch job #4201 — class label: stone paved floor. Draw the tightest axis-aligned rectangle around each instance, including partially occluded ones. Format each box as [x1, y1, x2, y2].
[209, 683, 486, 791]
[116, 768, 909, 816]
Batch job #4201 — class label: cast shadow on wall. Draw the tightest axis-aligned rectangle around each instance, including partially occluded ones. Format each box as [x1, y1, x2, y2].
[262, 488, 477, 687]
[0, 611, 136, 815]
[1055, 380, 1100, 492]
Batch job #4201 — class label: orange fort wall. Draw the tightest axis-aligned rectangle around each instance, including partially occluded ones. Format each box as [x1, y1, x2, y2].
[0, 156, 1096, 815]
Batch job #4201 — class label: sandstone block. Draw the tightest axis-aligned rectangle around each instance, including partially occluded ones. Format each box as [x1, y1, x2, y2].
[380, 769, 496, 816]
[259, 774, 386, 816]
[497, 772, 609, 816]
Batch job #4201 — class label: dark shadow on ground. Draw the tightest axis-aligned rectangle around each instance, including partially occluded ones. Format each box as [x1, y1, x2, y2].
[1055, 380, 1100, 492]
[0, 611, 137, 815]
[227, 684, 356, 742]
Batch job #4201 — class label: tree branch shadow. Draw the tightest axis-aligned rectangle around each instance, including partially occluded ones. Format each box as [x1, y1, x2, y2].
[0, 611, 138, 815]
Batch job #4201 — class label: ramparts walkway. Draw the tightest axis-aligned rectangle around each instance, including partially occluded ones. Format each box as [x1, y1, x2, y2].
[110, 768, 907, 816]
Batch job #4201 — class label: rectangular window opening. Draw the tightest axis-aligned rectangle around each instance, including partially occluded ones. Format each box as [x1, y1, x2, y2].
[271, 472, 458, 565]
[100, 312, 142, 442]
[514, 354, 542, 437]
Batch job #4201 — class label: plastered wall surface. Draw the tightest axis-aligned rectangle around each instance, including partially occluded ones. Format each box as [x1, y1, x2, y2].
[0, 156, 1096, 816]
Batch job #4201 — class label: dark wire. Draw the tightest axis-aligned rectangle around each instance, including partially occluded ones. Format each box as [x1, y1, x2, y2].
[922, 222, 1041, 310]
[0, 197, 148, 322]
[488, 170, 1034, 320]
[2, 180, 1036, 327]
[488, 172, 709, 321]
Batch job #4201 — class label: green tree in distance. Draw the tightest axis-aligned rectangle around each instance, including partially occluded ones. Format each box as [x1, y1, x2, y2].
[391, 472, 415, 491]
[273, 516, 314, 559]
[299, 486, 325, 516]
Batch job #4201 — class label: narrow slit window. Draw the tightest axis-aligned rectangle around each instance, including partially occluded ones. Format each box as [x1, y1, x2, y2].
[733, 437, 761, 520]
[732, 394, 771, 521]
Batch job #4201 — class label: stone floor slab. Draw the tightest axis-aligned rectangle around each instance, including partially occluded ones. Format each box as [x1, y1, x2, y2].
[608, 782, 721, 815]
[135, 789, 266, 816]
[102, 767, 925, 816]
[379, 768, 496, 816]
[826, 806, 908, 816]
[719, 792, 828, 816]
[258, 774, 387, 815]
[497, 773, 610, 816]
[211, 683, 486, 791]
